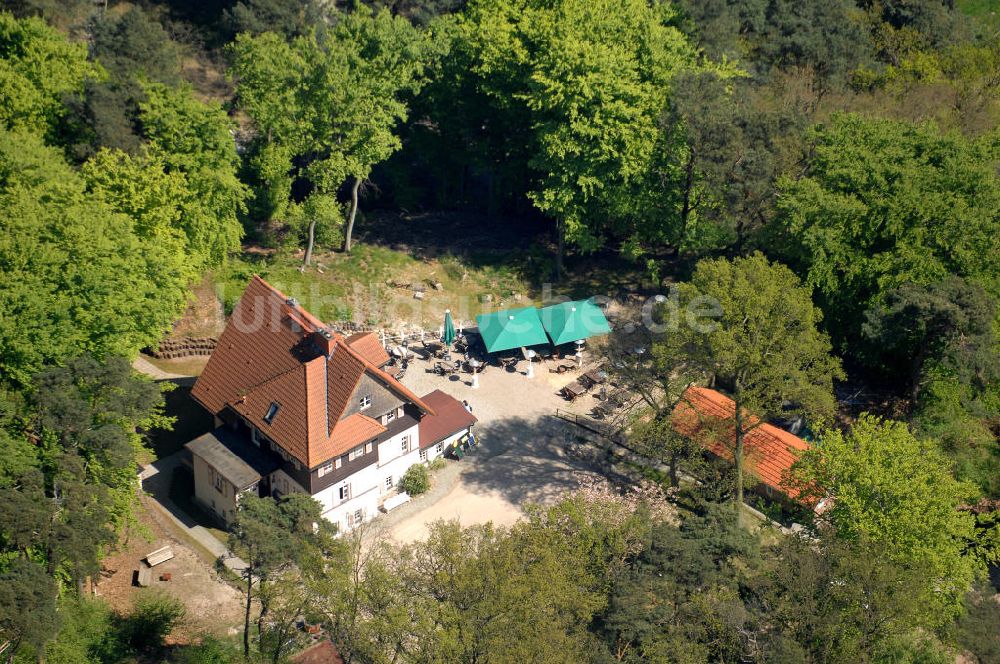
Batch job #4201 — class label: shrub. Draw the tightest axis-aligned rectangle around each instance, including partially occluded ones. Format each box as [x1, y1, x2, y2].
[399, 464, 431, 496]
[118, 590, 186, 654]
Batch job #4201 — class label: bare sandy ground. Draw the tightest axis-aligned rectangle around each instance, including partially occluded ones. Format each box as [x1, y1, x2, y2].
[385, 346, 608, 544]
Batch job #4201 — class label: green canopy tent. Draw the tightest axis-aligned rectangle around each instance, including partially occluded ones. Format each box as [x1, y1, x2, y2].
[475, 307, 549, 353]
[539, 299, 612, 345]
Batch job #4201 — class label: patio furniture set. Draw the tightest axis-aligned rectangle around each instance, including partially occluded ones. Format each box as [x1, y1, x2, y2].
[558, 368, 608, 401]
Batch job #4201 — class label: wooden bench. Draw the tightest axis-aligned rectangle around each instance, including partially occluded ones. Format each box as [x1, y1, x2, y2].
[136, 565, 153, 587]
[383, 492, 411, 512]
[144, 545, 174, 567]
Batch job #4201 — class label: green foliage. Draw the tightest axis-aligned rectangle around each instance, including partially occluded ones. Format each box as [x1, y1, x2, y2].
[453, 0, 719, 266]
[230, 7, 429, 251]
[398, 463, 431, 495]
[775, 113, 1000, 344]
[0, 560, 59, 658]
[228, 493, 336, 660]
[758, 535, 953, 663]
[79, 5, 182, 155]
[41, 597, 116, 664]
[754, 0, 872, 87]
[138, 81, 247, 266]
[223, 0, 323, 38]
[116, 590, 186, 655]
[286, 193, 345, 253]
[863, 276, 998, 400]
[82, 148, 190, 248]
[0, 11, 103, 139]
[684, 253, 844, 507]
[0, 129, 191, 387]
[0, 355, 168, 660]
[594, 504, 758, 663]
[792, 415, 984, 620]
[913, 373, 1000, 497]
[948, 581, 1000, 663]
[170, 636, 244, 664]
[318, 490, 670, 663]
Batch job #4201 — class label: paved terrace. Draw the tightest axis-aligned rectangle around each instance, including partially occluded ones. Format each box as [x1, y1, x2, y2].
[370, 347, 617, 544]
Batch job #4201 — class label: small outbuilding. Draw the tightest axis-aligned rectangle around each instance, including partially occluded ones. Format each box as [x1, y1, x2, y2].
[185, 428, 280, 526]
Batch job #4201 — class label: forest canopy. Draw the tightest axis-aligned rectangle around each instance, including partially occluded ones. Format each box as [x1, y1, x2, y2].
[0, 0, 997, 662]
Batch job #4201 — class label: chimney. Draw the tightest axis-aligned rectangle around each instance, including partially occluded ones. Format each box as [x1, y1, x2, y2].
[315, 328, 336, 356]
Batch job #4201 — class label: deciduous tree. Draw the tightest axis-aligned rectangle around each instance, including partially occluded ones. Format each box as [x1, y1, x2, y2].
[792, 414, 984, 619]
[685, 253, 843, 517]
[775, 114, 1000, 345]
[0, 12, 103, 139]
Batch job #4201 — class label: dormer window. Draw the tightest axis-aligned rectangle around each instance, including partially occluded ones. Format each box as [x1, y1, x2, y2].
[385, 409, 396, 424]
[359, 395, 372, 410]
[264, 402, 280, 424]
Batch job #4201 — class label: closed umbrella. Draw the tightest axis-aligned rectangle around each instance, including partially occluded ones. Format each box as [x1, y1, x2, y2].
[443, 309, 456, 346]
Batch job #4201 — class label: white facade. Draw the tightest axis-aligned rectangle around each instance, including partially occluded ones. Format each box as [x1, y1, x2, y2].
[424, 428, 470, 462]
[312, 420, 424, 533]
[376, 422, 422, 493]
[262, 420, 473, 535]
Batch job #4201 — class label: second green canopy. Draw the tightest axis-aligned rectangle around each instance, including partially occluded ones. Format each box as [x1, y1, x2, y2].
[539, 299, 611, 345]
[475, 307, 549, 353]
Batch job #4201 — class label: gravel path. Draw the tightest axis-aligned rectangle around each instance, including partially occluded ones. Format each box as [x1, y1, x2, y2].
[133, 354, 190, 380]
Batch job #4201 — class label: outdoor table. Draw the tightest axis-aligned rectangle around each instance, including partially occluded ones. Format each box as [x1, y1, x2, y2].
[435, 362, 457, 375]
[500, 356, 518, 369]
[582, 369, 607, 386]
[560, 382, 587, 401]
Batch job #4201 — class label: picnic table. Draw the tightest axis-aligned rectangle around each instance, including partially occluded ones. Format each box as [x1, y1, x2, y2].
[434, 361, 458, 375]
[549, 361, 577, 374]
[560, 382, 588, 401]
[582, 369, 607, 387]
[145, 545, 174, 567]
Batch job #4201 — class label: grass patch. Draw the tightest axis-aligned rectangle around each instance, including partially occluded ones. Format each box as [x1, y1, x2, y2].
[959, 0, 1000, 32]
[212, 243, 540, 328]
[143, 355, 209, 377]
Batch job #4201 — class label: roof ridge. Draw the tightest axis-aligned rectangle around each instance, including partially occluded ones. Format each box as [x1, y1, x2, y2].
[335, 335, 436, 416]
[326, 343, 364, 426]
[249, 274, 327, 333]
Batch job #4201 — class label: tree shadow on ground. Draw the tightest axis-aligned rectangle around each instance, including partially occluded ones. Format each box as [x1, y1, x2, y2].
[460, 414, 633, 508]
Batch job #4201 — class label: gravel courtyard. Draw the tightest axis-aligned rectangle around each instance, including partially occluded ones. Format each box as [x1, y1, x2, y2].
[379, 346, 611, 543]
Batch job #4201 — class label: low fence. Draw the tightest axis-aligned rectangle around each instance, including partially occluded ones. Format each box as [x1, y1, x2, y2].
[553, 408, 626, 444]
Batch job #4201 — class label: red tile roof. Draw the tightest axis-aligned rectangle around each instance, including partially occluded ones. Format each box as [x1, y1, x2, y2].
[345, 332, 390, 367]
[191, 276, 433, 468]
[671, 386, 811, 502]
[417, 390, 477, 448]
[291, 640, 344, 664]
